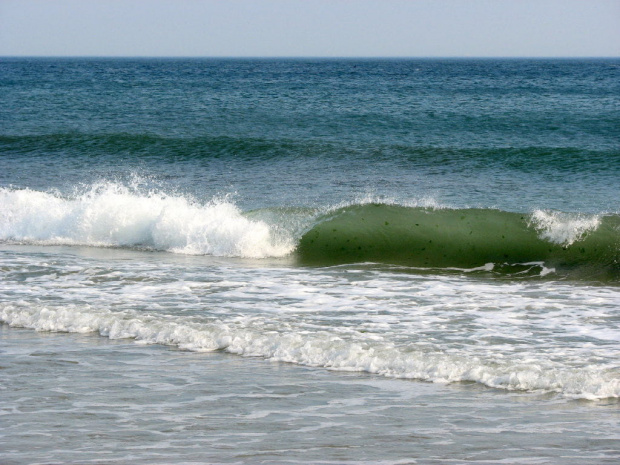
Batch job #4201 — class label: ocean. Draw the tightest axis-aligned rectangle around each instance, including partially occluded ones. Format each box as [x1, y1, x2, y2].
[0, 58, 619, 464]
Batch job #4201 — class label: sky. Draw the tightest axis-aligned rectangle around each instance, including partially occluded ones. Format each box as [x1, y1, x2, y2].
[0, 0, 618, 58]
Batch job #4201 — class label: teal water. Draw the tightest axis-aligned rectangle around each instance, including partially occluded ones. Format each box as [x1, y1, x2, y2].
[2, 58, 619, 212]
[1, 58, 619, 464]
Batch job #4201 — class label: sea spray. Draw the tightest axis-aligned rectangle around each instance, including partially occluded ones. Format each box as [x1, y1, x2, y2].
[530, 209, 602, 246]
[0, 184, 294, 258]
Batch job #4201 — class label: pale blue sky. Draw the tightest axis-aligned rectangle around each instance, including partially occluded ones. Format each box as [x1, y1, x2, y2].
[1, 0, 618, 57]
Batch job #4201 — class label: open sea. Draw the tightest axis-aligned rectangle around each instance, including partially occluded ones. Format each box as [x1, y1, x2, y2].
[1, 58, 619, 464]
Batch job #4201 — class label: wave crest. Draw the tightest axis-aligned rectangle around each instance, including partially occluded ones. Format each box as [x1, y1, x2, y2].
[2, 187, 619, 280]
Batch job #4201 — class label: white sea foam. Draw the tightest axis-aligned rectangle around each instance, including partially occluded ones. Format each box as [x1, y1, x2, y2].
[0, 185, 293, 258]
[1, 301, 618, 400]
[530, 209, 601, 246]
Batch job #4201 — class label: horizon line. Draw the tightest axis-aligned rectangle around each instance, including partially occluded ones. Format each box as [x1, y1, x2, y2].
[2, 55, 619, 60]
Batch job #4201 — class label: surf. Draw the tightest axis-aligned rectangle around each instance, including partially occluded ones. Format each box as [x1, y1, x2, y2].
[2, 300, 618, 400]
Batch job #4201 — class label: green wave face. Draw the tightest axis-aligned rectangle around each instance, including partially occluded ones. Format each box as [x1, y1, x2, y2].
[297, 205, 620, 280]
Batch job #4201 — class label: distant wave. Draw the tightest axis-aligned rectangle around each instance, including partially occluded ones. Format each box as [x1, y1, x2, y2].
[2, 133, 619, 171]
[1, 184, 618, 280]
[0, 133, 307, 160]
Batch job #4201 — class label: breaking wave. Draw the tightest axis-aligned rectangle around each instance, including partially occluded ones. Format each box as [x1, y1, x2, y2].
[1, 184, 618, 280]
[0, 183, 294, 258]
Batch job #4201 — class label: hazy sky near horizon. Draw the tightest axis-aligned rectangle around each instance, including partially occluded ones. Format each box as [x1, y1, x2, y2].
[1, 0, 618, 57]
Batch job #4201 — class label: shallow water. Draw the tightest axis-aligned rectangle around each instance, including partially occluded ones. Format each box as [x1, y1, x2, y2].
[1, 244, 619, 400]
[2, 326, 619, 465]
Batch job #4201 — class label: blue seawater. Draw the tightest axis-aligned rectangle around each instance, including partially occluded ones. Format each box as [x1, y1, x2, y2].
[1, 58, 619, 464]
